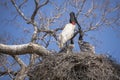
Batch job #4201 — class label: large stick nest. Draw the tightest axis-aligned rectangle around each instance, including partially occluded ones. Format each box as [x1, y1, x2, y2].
[30, 52, 120, 80]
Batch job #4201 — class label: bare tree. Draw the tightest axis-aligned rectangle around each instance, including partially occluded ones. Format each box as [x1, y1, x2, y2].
[0, 0, 120, 80]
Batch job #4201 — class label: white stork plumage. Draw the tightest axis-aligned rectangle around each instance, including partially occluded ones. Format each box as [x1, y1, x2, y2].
[58, 12, 77, 48]
[58, 23, 76, 48]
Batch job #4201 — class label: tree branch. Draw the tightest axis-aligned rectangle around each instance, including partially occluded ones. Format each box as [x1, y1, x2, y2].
[0, 43, 51, 56]
[18, 0, 28, 9]
[13, 55, 27, 68]
[76, 0, 86, 18]
[31, 25, 38, 42]
[11, 0, 29, 22]
[0, 71, 16, 77]
[29, 0, 50, 66]
[12, 55, 27, 80]
[31, 0, 49, 22]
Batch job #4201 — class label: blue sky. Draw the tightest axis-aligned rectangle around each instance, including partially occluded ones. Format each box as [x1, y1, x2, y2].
[0, 0, 120, 62]
[86, 26, 120, 61]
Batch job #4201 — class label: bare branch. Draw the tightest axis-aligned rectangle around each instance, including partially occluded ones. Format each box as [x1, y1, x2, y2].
[30, 24, 38, 66]
[38, 27, 63, 34]
[31, 0, 39, 22]
[0, 43, 51, 56]
[12, 55, 27, 80]
[11, 0, 29, 22]
[76, 0, 86, 18]
[30, 0, 49, 43]
[31, 25, 38, 42]
[31, 0, 49, 22]
[0, 71, 16, 77]
[12, 55, 27, 67]
[18, 0, 28, 9]
[49, 1, 59, 10]
[84, 0, 95, 17]
[38, 0, 49, 8]
[38, 27, 63, 41]
[30, 0, 50, 66]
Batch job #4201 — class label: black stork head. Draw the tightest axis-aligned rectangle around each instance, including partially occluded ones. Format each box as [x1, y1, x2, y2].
[69, 12, 77, 25]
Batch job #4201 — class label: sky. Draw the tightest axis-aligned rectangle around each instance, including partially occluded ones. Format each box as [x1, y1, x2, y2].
[0, 0, 120, 79]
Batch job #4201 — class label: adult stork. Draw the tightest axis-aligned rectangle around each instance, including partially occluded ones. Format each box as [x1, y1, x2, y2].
[58, 12, 77, 49]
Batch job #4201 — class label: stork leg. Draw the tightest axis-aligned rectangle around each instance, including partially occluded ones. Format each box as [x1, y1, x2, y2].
[69, 39, 74, 49]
